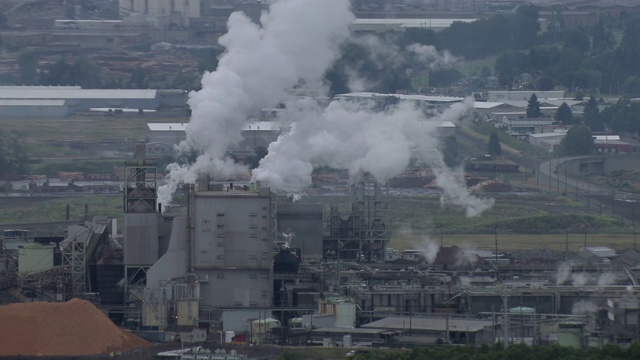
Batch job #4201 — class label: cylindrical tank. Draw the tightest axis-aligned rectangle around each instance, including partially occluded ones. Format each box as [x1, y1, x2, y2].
[343, 334, 352, 347]
[558, 321, 584, 349]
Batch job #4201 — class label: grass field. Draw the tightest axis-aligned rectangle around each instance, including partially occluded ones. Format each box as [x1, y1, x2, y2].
[4, 115, 186, 159]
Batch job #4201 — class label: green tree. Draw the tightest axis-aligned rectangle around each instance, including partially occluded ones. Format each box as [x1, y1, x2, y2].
[563, 30, 590, 53]
[621, 76, 640, 98]
[17, 51, 39, 85]
[526, 93, 542, 118]
[69, 58, 101, 88]
[442, 136, 460, 168]
[0, 130, 29, 179]
[560, 125, 594, 155]
[583, 96, 604, 131]
[495, 50, 528, 88]
[198, 46, 223, 73]
[40, 58, 72, 85]
[554, 102, 573, 125]
[129, 66, 148, 88]
[488, 132, 502, 156]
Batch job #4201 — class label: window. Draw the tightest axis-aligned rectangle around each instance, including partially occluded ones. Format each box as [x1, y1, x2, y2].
[217, 233, 225, 238]
[249, 224, 257, 230]
[249, 254, 257, 260]
[217, 213, 225, 217]
[249, 233, 257, 238]
[217, 242, 225, 247]
[217, 224, 224, 229]
[249, 273, 257, 279]
[216, 273, 225, 279]
[249, 213, 257, 217]
[217, 255, 225, 260]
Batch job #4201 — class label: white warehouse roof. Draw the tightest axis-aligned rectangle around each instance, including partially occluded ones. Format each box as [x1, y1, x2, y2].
[352, 18, 477, 29]
[147, 123, 188, 131]
[0, 99, 66, 106]
[0, 88, 157, 100]
[336, 92, 464, 103]
[147, 121, 281, 132]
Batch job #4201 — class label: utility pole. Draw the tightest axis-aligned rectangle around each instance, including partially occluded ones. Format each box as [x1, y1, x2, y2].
[502, 292, 509, 348]
[494, 226, 498, 265]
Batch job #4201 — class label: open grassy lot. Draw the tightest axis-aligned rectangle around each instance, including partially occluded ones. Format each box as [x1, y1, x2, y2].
[3, 115, 186, 159]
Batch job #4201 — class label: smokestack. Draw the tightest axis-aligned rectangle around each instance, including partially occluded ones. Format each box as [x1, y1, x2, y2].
[158, 203, 162, 214]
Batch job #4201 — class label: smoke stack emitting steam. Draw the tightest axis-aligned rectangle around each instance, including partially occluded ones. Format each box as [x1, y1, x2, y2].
[158, 0, 494, 218]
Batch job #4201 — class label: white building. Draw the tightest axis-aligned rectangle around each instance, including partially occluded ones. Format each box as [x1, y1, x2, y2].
[119, 0, 200, 27]
[351, 18, 477, 33]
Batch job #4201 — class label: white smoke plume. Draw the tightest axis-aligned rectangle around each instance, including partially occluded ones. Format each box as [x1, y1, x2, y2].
[407, 44, 459, 70]
[158, 0, 493, 218]
[571, 272, 591, 286]
[254, 97, 494, 217]
[555, 262, 572, 286]
[597, 272, 618, 287]
[158, 0, 354, 205]
[572, 300, 598, 315]
[455, 243, 480, 266]
[417, 238, 440, 265]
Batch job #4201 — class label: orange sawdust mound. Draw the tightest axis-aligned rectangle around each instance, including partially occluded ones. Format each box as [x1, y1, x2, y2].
[0, 298, 150, 356]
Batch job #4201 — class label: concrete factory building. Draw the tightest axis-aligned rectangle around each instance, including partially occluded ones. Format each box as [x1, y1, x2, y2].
[351, 18, 477, 33]
[0, 86, 160, 114]
[145, 121, 282, 158]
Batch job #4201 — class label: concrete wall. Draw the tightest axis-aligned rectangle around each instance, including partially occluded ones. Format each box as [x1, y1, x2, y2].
[0, 105, 69, 118]
[124, 213, 160, 266]
[193, 191, 273, 308]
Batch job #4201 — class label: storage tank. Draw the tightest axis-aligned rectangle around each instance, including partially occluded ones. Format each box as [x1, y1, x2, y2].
[18, 243, 55, 274]
[558, 321, 584, 349]
[343, 334, 352, 347]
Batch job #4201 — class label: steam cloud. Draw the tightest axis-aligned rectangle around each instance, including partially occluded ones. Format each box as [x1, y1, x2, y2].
[417, 238, 440, 265]
[159, 0, 494, 218]
[572, 300, 598, 315]
[555, 262, 572, 286]
[158, 0, 354, 204]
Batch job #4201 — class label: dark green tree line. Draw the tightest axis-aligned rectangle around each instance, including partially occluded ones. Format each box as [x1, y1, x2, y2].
[0, 130, 29, 180]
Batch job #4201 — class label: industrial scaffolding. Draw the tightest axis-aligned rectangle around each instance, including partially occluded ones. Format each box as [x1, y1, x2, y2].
[323, 180, 390, 262]
[123, 146, 158, 305]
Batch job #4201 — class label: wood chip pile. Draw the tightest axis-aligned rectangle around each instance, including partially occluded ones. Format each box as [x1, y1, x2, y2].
[0, 298, 149, 356]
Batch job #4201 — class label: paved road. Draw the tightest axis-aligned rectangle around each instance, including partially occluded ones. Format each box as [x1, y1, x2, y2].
[538, 155, 640, 225]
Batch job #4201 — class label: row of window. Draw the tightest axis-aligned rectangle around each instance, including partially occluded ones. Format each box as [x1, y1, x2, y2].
[213, 251, 269, 260]
[215, 273, 269, 280]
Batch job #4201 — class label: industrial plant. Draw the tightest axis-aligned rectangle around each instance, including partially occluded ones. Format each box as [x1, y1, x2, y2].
[1, 140, 640, 353]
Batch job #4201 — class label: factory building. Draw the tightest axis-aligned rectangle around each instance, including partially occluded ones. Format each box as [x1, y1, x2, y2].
[145, 121, 282, 159]
[0, 100, 70, 118]
[0, 86, 160, 114]
[350, 18, 477, 33]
